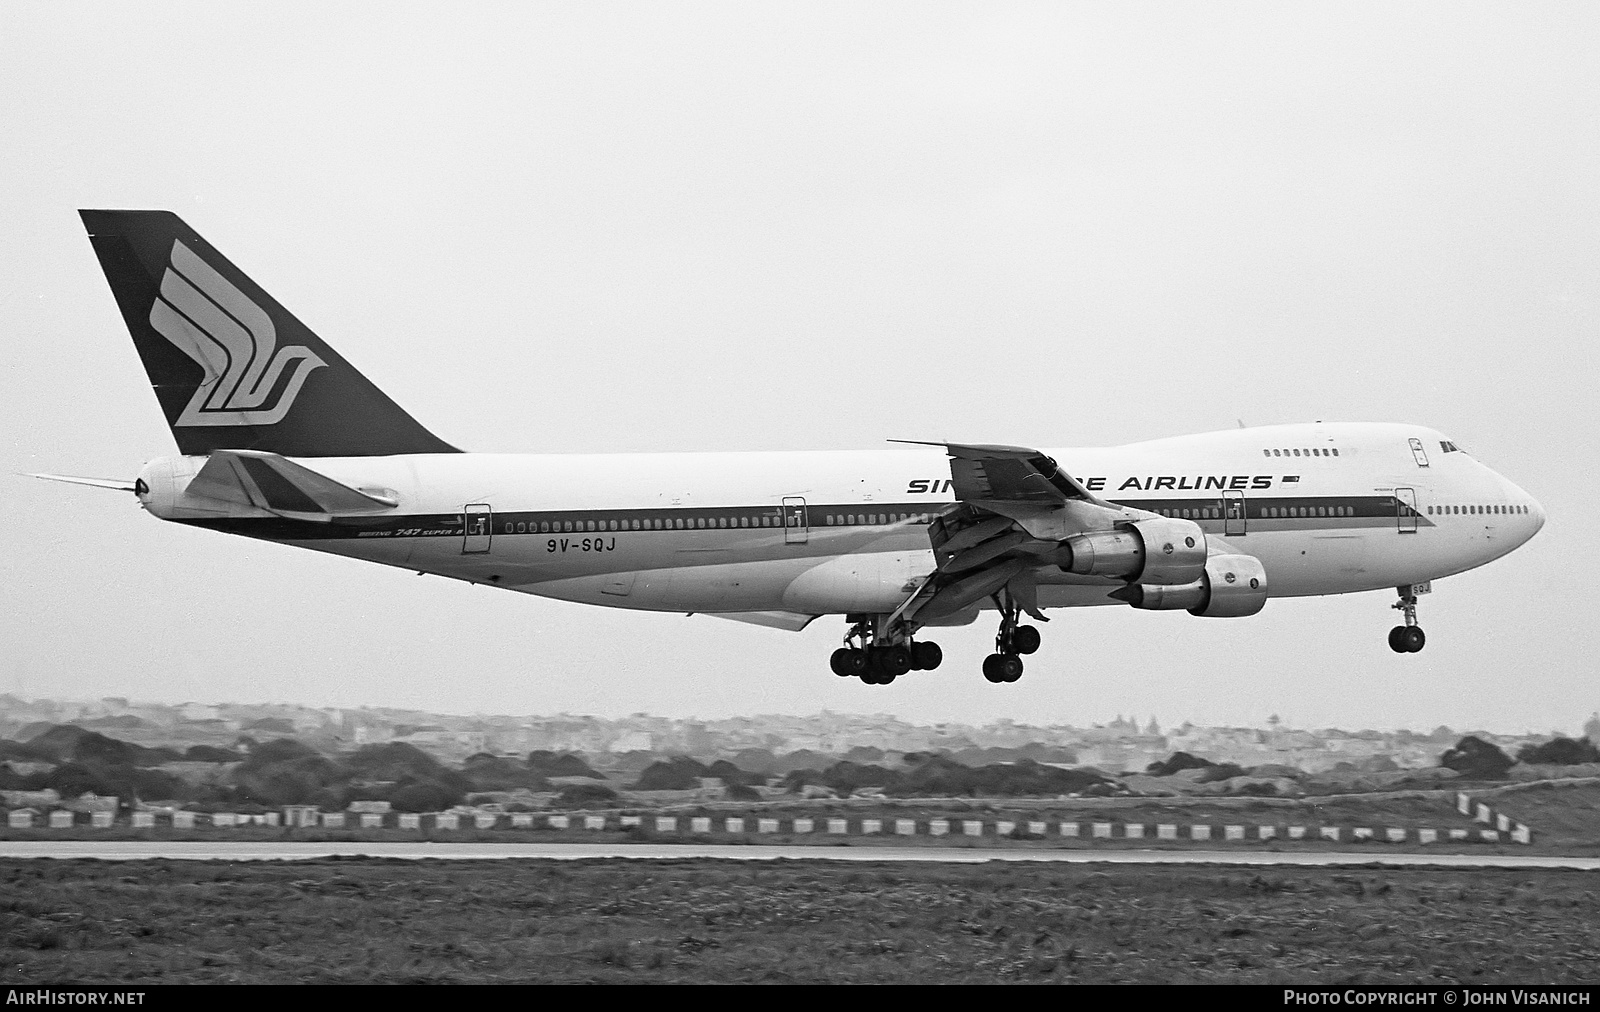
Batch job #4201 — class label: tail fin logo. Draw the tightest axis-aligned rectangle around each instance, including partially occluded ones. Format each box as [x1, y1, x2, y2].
[147, 240, 326, 427]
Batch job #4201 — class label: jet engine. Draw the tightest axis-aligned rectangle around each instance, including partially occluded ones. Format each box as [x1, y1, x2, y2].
[1057, 516, 1208, 586]
[1108, 553, 1268, 618]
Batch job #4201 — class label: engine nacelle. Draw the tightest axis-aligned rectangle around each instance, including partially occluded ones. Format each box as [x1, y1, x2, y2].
[1059, 516, 1207, 585]
[1111, 553, 1268, 617]
[1189, 553, 1269, 617]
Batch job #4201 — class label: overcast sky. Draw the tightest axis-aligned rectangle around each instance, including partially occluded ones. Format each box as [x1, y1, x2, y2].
[2, 3, 1596, 734]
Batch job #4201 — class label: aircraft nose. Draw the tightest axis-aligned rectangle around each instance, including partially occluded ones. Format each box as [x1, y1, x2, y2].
[1530, 494, 1547, 535]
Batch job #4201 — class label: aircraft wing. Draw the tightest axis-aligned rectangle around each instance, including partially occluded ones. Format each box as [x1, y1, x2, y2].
[892, 440, 1107, 509]
[891, 440, 1136, 627]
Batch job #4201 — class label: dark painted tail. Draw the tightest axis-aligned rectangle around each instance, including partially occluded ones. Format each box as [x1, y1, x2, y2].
[79, 209, 458, 457]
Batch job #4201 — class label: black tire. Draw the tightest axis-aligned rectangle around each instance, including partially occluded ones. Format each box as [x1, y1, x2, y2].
[999, 653, 1024, 682]
[1403, 626, 1426, 653]
[912, 641, 943, 671]
[830, 648, 855, 676]
[982, 654, 1005, 683]
[1012, 625, 1041, 655]
[1388, 626, 1409, 653]
[838, 648, 869, 676]
[879, 645, 913, 677]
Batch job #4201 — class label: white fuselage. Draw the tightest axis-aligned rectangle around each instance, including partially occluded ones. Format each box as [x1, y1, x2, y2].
[137, 422, 1544, 625]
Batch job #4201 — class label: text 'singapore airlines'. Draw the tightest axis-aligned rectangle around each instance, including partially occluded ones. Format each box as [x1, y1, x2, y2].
[44, 210, 1545, 686]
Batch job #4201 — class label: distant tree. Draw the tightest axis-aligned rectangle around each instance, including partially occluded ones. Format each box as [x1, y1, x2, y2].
[243, 718, 295, 734]
[1234, 781, 1279, 796]
[725, 782, 762, 802]
[1146, 752, 1215, 776]
[239, 738, 322, 770]
[1193, 762, 1248, 783]
[705, 759, 759, 787]
[1517, 737, 1600, 766]
[463, 753, 551, 791]
[729, 749, 779, 775]
[523, 751, 605, 778]
[389, 780, 461, 813]
[632, 757, 708, 790]
[553, 783, 619, 808]
[1440, 736, 1514, 779]
[184, 745, 240, 763]
[23, 725, 162, 766]
[819, 761, 900, 794]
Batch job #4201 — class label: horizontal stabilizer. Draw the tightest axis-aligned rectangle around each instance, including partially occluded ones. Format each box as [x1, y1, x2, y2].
[27, 473, 137, 492]
[187, 450, 397, 518]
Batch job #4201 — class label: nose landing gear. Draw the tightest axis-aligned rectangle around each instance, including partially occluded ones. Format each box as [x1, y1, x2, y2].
[1388, 584, 1426, 653]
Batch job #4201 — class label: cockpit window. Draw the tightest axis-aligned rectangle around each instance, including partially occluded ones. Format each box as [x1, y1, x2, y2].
[1440, 440, 1462, 453]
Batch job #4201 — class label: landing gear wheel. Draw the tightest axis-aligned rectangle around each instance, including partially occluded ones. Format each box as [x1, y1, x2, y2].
[1388, 626, 1409, 654]
[1401, 626, 1425, 653]
[911, 641, 943, 671]
[878, 645, 913, 678]
[1012, 625, 1041, 655]
[832, 648, 868, 676]
[982, 654, 1005, 683]
[998, 653, 1024, 682]
[983, 653, 1024, 683]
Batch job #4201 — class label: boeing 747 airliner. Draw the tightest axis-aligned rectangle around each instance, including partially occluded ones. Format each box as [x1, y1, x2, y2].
[38, 211, 1546, 685]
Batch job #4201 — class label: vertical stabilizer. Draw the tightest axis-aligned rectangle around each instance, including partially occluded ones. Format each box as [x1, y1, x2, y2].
[79, 209, 459, 457]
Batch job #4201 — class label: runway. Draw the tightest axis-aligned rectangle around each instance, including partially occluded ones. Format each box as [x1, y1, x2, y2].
[1, 840, 1596, 868]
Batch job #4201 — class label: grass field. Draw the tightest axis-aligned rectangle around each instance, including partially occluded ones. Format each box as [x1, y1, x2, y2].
[3, 857, 1599, 984]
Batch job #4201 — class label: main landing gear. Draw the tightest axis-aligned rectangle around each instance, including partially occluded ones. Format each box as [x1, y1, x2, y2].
[983, 592, 1040, 683]
[830, 615, 942, 685]
[1388, 584, 1426, 653]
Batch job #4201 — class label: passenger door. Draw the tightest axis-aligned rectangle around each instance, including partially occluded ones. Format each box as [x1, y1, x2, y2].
[462, 503, 493, 553]
[1223, 490, 1247, 536]
[1394, 488, 1418, 534]
[782, 497, 809, 545]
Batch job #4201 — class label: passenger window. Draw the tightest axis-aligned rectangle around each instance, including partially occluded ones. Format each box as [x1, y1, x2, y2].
[1332, 449, 1339, 456]
[1293, 449, 1300, 456]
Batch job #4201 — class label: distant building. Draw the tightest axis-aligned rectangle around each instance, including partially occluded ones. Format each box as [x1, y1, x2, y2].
[1, 789, 60, 809]
[694, 778, 727, 801]
[282, 805, 320, 827]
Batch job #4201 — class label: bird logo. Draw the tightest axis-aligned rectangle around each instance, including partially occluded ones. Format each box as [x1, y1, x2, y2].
[148, 239, 325, 427]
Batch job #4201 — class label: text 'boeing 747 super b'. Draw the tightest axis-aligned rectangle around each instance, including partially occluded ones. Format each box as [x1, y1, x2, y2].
[38, 211, 1546, 685]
